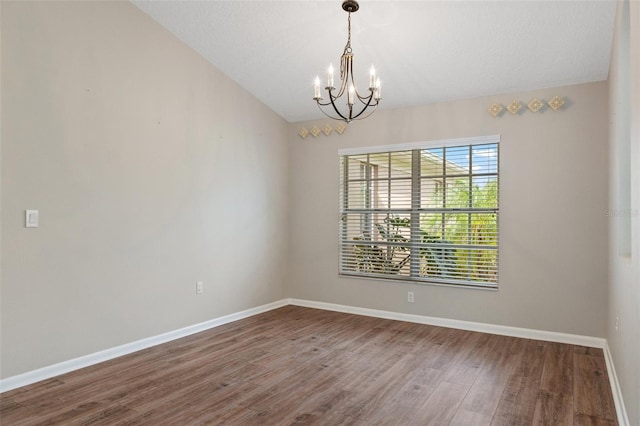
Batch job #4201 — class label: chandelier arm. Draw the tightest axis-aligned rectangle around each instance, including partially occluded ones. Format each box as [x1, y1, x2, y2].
[349, 94, 376, 120]
[351, 103, 379, 121]
[330, 81, 348, 100]
[315, 89, 351, 107]
[319, 92, 351, 121]
[355, 89, 375, 103]
[316, 86, 376, 123]
[316, 101, 350, 122]
[329, 93, 352, 121]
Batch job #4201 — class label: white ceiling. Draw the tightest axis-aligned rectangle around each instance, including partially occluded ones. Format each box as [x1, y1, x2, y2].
[132, 1, 617, 123]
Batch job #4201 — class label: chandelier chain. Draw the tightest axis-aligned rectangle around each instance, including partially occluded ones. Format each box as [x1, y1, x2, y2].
[341, 12, 352, 82]
[346, 12, 352, 53]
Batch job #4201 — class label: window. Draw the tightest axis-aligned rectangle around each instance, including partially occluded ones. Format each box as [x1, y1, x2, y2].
[339, 136, 499, 289]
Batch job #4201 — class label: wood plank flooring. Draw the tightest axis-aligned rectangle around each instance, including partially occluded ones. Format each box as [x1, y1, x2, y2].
[0, 306, 617, 425]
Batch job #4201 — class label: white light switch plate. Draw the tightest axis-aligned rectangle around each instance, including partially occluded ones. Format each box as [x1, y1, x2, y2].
[25, 210, 39, 228]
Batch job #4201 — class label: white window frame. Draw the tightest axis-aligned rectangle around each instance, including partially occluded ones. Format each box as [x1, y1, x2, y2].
[339, 135, 500, 290]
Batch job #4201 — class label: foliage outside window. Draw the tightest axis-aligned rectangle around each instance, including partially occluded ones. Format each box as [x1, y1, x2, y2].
[339, 137, 499, 289]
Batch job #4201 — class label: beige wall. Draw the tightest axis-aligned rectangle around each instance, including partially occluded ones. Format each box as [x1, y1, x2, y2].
[1, 3, 631, 415]
[608, 1, 640, 424]
[288, 81, 609, 338]
[0, 1, 289, 378]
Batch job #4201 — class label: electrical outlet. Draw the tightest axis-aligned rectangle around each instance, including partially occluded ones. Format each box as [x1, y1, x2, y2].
[196, 281, 204, 295]
[407, 291, 414, 303]
[615, 316, 620, 335]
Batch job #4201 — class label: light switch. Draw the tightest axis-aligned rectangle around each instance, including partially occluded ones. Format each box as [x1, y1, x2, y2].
[25, 210, 39, 228]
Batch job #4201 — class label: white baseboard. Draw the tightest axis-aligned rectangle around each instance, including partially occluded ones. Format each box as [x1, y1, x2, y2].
[288, 298, 607, 348]
[0, 299, 289, 393]
[603, 342, 631, 426]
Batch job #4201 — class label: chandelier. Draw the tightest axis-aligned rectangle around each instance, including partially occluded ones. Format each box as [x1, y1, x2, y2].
[313, 0, 381, 123]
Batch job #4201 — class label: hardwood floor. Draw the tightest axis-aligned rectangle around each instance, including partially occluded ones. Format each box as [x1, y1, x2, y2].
[0, 306, 617, 425]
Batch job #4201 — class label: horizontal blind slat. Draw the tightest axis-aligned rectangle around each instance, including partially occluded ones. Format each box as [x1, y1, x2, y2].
[340, 141, 499, 286]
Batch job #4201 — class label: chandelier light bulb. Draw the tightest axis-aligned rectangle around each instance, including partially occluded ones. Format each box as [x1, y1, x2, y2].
[328, 64, 335, 88]
[314, 76, 322, 100]
[348, 84, 355, 105]
[369, 66, 376, 89]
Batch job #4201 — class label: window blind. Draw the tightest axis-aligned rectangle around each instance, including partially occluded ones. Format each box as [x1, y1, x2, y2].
[339, 137, 499, 289]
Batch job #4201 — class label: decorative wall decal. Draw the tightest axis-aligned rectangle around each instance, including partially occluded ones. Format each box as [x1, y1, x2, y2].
[488, 103, 503, 117]
[547, 96, 565, 111]
[507, 100, 522, 115]
[527, 98, 544, 112]
[487, 95, 567, 117]
[299, 123, 348, 139]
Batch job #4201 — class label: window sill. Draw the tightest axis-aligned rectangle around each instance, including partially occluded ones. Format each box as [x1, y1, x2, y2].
[338, 272, 498, 291]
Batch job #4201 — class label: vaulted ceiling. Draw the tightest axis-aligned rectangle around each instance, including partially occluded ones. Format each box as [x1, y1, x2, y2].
[133, 1, 617, 123]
